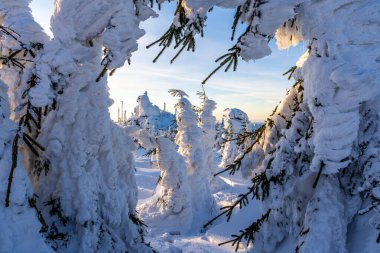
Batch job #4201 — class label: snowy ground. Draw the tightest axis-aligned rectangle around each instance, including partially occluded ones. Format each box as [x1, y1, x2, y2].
[135, 153, 262, 253]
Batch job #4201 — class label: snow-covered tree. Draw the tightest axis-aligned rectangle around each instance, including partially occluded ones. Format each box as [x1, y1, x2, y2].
[215, 119, 225, 154]
[199, 98, 217, 175]
[0, 80, 52, 253]
[151, 0, 380, 252]
[174, 94, 216, 230]
[134, 91, 161, 118]
[219, 108, 252, 169]
[128, 91, 176, 138]
[0, 2, 52, 252]
[198, 97, 228, 191]
[139, 136, 192, 233]
[1, 0, 157, 252]
[1, 0, 379, 252]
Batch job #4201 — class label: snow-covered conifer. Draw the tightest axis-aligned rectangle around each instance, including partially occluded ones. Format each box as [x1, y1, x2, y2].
[199, 98, 228, 191]
[134, 91, 161, 118]
[162, 1, 380, 252]
[1, 0, 157, 252]
[0, 80, 52, 253]
[128, 92, 176, 138]
[219, 108, 251, 169]
[175, 95, 216, 230]
[199, 98, 217, 176]
[140, 136, 192, 233]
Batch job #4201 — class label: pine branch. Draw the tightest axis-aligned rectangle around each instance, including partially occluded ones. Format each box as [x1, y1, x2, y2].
[168, 89, 188, 98]
[96, 64, 109, 82]
[218, 209, 271, 252]
[0, 25, 20, 41]
[204, 172, 271, 228]
[29, 195, 48, 232]
[231, 6, 242, 41]
[283, 66, 297, 80]
[147, 0, 204, 63]
[146, 24, 182, 63]
[45, 198, 70, 225]
[143, 148, 157, 157]
[5, 134, 20, 207]
[202, 0, 271, 84]
[170, 33, 196, 64]
[215, 124, 266, 176]
[1, 38, 53, 207]
[312, 161, 325, 188]
[202, 46, 240, 84]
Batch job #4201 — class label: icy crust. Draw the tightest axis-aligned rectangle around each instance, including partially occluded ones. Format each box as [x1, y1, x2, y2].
[0, 81, 52, 253]
[175, 97, 216, 230]
[219, 108, 252, 169]
[139, 137, 192, 234]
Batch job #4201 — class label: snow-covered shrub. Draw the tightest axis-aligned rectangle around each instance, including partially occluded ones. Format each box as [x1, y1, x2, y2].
[175, 95, 216, 230]
[128, 92, 176, 164]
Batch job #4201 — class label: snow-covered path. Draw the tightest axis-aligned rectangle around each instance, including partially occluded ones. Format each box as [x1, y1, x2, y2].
[135, 154, 260, 253]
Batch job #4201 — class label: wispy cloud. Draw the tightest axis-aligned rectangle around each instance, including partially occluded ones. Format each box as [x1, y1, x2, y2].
[30, 1, 303, 122]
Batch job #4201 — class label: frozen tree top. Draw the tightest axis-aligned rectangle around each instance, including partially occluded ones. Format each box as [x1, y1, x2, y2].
[134, 91, 161, 117]
[223, 108, 249, 121]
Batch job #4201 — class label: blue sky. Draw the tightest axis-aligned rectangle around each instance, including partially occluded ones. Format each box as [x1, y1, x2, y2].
[30, 0, 305, 121]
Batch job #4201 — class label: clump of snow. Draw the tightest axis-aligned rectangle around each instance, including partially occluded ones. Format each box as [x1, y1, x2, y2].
[239, 33, 272, 61]
[275, 18, 303, 50]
